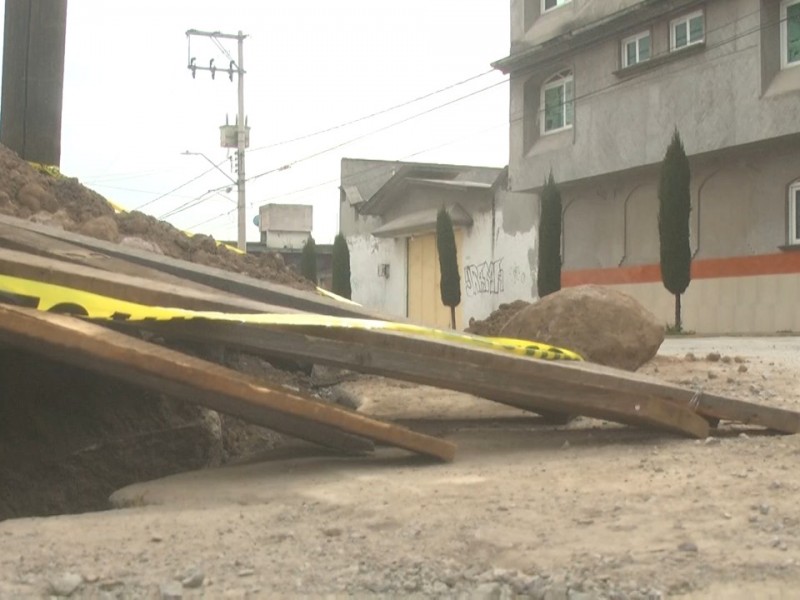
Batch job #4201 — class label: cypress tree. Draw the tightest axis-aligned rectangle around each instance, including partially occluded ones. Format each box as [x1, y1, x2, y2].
[658, 129, 692, 332]
[300, 235, 318, 285]
[537, 171, 562, 298]
[331, 233, 352, 299]
[436, 207, 461, 329]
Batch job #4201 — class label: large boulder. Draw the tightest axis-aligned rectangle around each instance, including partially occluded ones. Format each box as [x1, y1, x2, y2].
[499, 285, 664, 371]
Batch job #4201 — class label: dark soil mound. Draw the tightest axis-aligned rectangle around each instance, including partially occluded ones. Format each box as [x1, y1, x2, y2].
[0, 145, 321, 521]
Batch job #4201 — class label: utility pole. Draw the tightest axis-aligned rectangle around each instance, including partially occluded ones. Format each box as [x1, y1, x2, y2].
[185, 29, 249, 252]
[1, 0, 68, 167]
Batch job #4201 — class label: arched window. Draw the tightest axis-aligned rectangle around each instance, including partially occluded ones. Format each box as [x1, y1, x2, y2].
[541, 70, 573, 134]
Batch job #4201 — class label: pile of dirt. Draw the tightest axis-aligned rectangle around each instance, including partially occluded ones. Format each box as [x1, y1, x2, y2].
[465, 300, 530, 337]
[0, 144, 313, 289]
[0, 145, 327, 521]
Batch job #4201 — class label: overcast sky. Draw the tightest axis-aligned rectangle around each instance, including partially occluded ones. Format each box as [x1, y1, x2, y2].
[7, 2, 511, 244]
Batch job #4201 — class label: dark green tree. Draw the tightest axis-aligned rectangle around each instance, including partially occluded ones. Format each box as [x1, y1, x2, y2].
[436, 207, 461, 329]
[331, 233, 352, 299]
[300, 235, 318, 285]
[537, 171, 562, 298]
[658, 128, 692, 332]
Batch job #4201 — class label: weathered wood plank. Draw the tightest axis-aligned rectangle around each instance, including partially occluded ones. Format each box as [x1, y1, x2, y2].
[0, 247, 295, 314]
[0, 223, 221, 292]
[0, 305, 456, 461]
[0, 213, 393, 320]
[277, 325, 799, 434]
[146, 320, 711, 439]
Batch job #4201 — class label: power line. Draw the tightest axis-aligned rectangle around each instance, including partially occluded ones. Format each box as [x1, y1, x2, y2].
[132, 161, 226, 211]
[169, 8, 776, 232]
[246, 69, 497, 153]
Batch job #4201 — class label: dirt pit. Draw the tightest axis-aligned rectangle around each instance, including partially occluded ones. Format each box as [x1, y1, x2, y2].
[1, 337, 799, 599]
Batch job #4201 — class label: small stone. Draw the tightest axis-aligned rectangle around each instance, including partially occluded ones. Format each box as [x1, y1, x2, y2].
[151, 533, 164, 542]
[721, 355, 732, 364]
[723, 512, 733, 519]
[759, 504, 771, 515]
[707, 371, 718, 380]
[322, 527, 343, 537]
[738, 364, 748, 373]
[703, 437, 721, 446]
[561, 440, 570, 449]
[769, 480, 782, 490]
[160, 580, 183, 600]
[49, 572, 83, 597]
[678, 541, 699, 552]
[734, 356, 746, 363]
[685, 352, 696, 361]
[706, 352, 721, 362]
[237, 569, 255, 578]
[726, 377, 736, 383]
[739, 432, 750, 440]
[181, 567, 205, 589]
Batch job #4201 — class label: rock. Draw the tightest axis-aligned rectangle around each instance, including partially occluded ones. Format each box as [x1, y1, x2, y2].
[684, 352, 696, 361]
[738, 364, 748, 373]
[181, 566, 205, 588]
[160, 580, 183, 599]
[17, 182, 58, 213]
[677, 541, 699, 552]
[78, 215, 120, 242]
[706, 352, 721, 362]
[703, 437, 721, 446]
[48, 572, 83, 597]
[707, 371, 718, 379]
[322, 527, 343, 537]
[499, 285, 664, 371]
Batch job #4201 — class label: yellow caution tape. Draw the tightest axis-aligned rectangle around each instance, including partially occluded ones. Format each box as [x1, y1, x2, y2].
[316, 286, 362, 306]
[0, 273, 582, 361]
[28, 161, 63, 178]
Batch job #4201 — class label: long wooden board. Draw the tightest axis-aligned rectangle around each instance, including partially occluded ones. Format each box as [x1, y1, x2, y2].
[0, 214, 394, 320]
[0, 305, 456, 461]
[278, 325, 800, 434]
[145, 320, 712, 438]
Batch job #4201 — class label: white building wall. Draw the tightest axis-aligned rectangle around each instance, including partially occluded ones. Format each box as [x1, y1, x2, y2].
[347, 234, 407, 319]
[265, 231, 309, 250]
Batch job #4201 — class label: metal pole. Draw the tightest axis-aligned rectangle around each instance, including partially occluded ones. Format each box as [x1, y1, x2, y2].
[236, 31, 246, 252]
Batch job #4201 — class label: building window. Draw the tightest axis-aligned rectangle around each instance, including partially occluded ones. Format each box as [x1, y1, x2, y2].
[671, 10, 705, 51]
[782, 0, 800, 68]
[541, 70, 574, 134]
[542, 0, 571, 14]
[791, 182, 800, 244]
[622, 31, 651, 67]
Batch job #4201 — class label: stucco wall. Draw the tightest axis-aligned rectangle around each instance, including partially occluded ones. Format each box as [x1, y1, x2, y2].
[264, 231, 309, 251]
[610, 273, 800, 334]
[346, 234, 407, 318]
[508, 0, 800, 192]
[560, 144, 800, 271]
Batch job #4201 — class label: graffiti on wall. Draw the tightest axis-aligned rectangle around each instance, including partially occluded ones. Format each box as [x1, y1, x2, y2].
[464, 259, 504, 296]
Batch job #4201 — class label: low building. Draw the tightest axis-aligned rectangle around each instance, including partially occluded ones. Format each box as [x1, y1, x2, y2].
[340, 158, 539, 329]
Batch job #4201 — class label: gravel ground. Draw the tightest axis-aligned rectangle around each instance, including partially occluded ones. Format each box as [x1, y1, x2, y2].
[1, 337, 799, 599]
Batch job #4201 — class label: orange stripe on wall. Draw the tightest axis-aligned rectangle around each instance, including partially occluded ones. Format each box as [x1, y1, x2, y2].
[562, 252, 800, 287]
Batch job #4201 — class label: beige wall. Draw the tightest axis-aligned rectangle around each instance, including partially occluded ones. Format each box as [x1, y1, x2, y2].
[560, 142, 800, 271]
[612, 273, 800, 334]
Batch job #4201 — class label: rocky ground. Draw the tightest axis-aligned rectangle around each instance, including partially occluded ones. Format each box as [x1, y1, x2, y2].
[1, 337, 799, 599]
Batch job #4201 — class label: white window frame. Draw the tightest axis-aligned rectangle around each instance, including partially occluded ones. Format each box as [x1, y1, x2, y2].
[670, 9, 705, 51]
[790, 181, 800, 244]
[621, 30, 652, 68]
[540, 70, 574, 135]
[542, 0, 571, 14]
[781, 0, 800, 69]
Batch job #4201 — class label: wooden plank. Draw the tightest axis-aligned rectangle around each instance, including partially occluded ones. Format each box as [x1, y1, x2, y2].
[0, 305, 456, 462]
[0, 222, 222, 292]
[0, 213, 395, 320]
[145, 320, 711, 439]
[277, 325, 799, 434]
[0, 247, 296, 314]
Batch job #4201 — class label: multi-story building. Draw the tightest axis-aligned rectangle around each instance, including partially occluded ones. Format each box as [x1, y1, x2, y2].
[494, 0, 800, 333]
